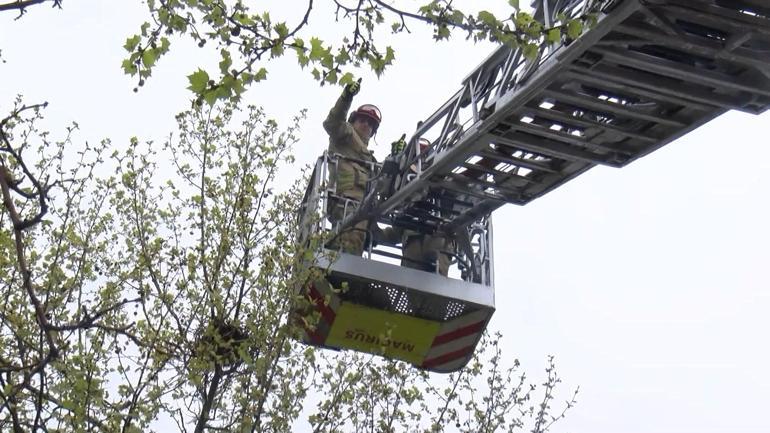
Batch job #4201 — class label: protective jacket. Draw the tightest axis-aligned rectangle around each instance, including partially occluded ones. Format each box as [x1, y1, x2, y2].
[381, 226, 453, 276]
[323, 90, 377, 200]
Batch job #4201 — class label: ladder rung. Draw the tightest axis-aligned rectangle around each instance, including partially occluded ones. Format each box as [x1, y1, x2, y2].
[725, 31, 755, 53]
[562, 68, 716, 112]
[449, 199, 514, 231]
[389, 217, 441, 234]
[431, 179, 510, 203]
[613, 22, 770, 71]
[476, 146, 560, 173]
[507, 119, 635, 155]
[542, 89, 688, 128]
[369, 248, 407, 261]
[660, 2, 770, 39]
[488, 132, 620, 166]
[428, 192, 475, 209]
[519, 105, 660, 144]
[572, 63, 752, 111]
[445, 172, 527, 197]
[460, 161, 539, 186]
[401, 208, 450, 224]
[639, 6, 685, 37]
[590, 46, 770, 98]
[410, 200, 462, 217]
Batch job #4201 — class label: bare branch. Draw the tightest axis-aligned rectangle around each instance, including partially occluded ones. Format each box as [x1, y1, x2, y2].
[0, 0, 60, 19]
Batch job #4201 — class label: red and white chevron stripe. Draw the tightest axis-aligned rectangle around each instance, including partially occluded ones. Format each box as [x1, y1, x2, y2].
[301, 279, 340, 345]
[421, 309, 492, 372]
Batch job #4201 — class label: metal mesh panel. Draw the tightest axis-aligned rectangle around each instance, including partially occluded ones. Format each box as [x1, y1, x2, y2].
[444, 300, 466, 321]
[327, 273, 471, 323]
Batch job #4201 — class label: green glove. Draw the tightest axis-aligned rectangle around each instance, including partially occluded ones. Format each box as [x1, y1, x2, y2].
[390, 133, 407, 155]
[345, 78, 362, 96]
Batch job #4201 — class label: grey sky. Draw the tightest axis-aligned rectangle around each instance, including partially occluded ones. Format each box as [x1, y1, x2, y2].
[2, 1, 768, 432]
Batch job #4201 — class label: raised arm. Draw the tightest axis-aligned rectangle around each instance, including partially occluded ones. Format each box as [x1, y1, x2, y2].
[323, 80, 361, 138]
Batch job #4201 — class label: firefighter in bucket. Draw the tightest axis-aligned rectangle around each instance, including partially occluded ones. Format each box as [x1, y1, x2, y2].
[323, 79, 382, 255]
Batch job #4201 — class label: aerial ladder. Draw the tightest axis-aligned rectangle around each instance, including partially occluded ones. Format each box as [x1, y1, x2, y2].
[294, 0, 770, 373]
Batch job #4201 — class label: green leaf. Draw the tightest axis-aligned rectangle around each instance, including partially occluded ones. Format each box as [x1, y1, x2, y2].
[254, 67, 267, 82]
[142, 48, 158, 68]
[274, 22, 289, 39]
[271, 44, 285, 58]
[477, 10, 498, 27]
[121, 59, 138, 75]
[221, 74, 245, 96]
[369, 54, 386, 76]
[325, 69, 338, 84]
[436, 25, 450, 40]
[296, 49, 309, 68]
[586, 14, 599, 28]
[508, 0, 520, 9]
[214, 82, 232, 101]
[527, 20, 543, 36]
[124, 35, 141, 52]
[567, 19, 584, 39]
[320, 52, 334, 69]
[187, 69, 210, 94]
[383, 46, 395, 65]
[546, 28, 561, 44]
[293, 38, 308, 66]
[499, 33, 517, 47]
[169, 14, 188, 32]
[203, 88, 219, 105]
[339, 72, 355, 86]
[334, 48, 350, 65]
[159, 37, 171, 54]
[522, 43, 539, 60]
[235, 13, 254, 26]
[219, 49, 232, 75]
[450, 10, 464, 25]
[309, 37, 325, 61]
[515, 11, 533, 28]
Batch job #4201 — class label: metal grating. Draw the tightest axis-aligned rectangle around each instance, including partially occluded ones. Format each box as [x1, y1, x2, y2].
[327, 274, 471, 322]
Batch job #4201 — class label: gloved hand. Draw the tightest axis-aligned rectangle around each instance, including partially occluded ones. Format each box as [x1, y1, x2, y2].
[345, 78, 362, 96]
[390, 133, 407, 155]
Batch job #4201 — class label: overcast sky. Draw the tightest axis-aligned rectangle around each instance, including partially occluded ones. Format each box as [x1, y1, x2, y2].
[2, 1, 769, 433]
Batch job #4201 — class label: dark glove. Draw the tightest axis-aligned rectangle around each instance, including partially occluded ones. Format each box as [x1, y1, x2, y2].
[390, 133, 407, 155]
[345, 78, 362, 96]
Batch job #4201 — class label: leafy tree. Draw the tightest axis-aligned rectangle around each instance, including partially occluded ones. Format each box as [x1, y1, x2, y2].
[1, 99, 576, 432]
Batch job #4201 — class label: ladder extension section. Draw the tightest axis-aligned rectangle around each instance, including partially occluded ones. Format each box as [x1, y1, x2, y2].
[360, 0, 770, 234]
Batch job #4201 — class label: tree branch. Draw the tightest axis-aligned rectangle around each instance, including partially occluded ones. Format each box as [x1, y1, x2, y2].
[44, 297, 141, 332]
[194, 365, 223, 433]
[0, 0, 59, 14]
